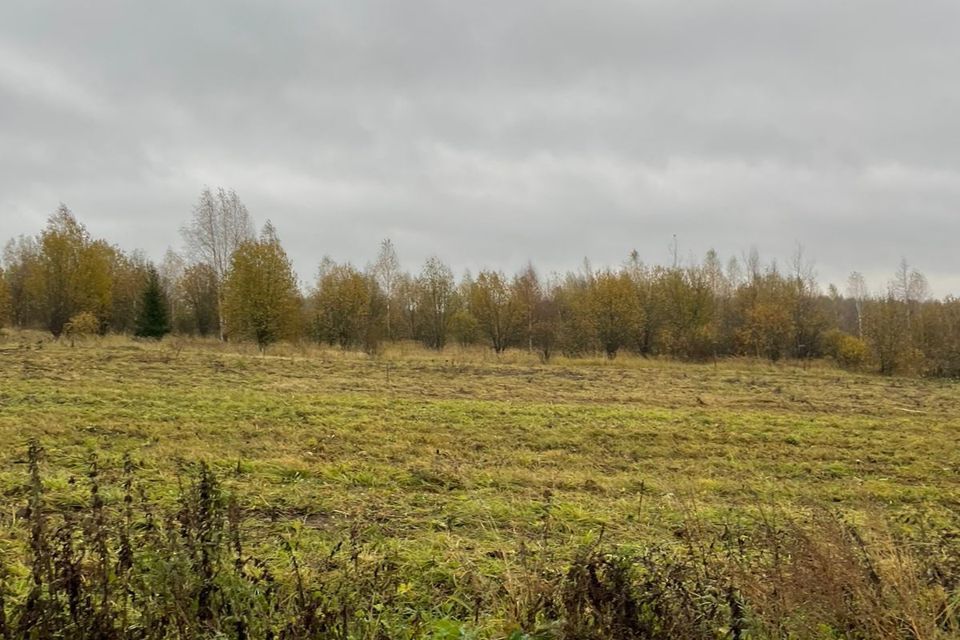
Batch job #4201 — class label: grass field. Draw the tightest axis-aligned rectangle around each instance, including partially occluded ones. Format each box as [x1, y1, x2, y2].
[1, 333, 959, 637]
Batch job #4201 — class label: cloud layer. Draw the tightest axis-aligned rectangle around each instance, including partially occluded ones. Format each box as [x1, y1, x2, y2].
[2, 1, 959, 295]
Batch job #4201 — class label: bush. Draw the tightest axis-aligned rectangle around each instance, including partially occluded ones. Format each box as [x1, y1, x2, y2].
[63, 311, 101, 343]
[448, 309, 481, 346]
[822, 330, 869, 370]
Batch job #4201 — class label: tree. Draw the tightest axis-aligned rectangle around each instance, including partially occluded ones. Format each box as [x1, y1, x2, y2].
[371, 239, 401, 340]
[222, 223, 301, 351]
[448, 308, 481, 346]
[110, 249, 151, 334]
[892, 259, 928, 305]
[179, 263, 220, 336]
[702, 249, 726, 296]
[159, 249, 186, 329]
[2, 236, 42, 328]
[134, 267, 171, 339]
[624, 254, 658, 355]
[651, 265, 714, 359]
[915, 298, 960, 377]
[512, 263, 542, 353]
[470, 269, 520, 353]
[734, 266, 794, 361]
[35, 206, 113, 337]
[787, 247, 825, 359]
[417, 257, 457, 350]
[589, 269, 641, 358]
[79, 240, 116, 329]
[858, 261, 931, 374]
[181, 187, 254, 340]
[554, 270, 595, 356]
[394, 273, 421, 341]
[846, 271, 868, 339]
[891, 259, 929, 334]
[0, 266, 10, 329]
[37, 206, 89, 336]
[530, 280, 561, 361]
[311, 262, 384, 351]
[863, 293, 910, 375]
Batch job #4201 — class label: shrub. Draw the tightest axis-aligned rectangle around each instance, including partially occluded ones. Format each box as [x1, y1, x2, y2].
[822, 330, 869, 370]
[62, 311, 101, 343]
[448, 309, 481, 346]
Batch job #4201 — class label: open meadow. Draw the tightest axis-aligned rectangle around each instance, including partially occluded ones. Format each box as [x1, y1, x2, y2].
[1, 334, 959, 638]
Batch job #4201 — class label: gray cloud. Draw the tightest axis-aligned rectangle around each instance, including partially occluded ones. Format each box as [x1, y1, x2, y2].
[2, 0, 959, 295]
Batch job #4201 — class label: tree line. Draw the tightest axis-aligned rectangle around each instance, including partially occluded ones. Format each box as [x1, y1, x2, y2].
[1, 188, 958, 377]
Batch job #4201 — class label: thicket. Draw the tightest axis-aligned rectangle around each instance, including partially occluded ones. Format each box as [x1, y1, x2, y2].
[3, 196, 959, 377]
[2, 443, 958, 639]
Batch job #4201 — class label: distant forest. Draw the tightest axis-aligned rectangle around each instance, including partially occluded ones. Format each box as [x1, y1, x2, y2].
[1, 188, 958, 377]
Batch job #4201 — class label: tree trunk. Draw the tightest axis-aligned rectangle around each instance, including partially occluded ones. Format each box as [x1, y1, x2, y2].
[217, 291, 226, 341]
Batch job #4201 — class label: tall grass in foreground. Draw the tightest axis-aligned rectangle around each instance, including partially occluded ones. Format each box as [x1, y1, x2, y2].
[1, 443, 958, 639]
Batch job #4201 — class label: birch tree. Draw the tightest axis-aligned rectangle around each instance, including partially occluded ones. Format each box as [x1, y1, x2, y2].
[418, 256, 457, 350]
[181, 187, 254, 340]
[512, 263, 542, 353]
[371, 239, 401, 340]
[846, 271, 868, 338]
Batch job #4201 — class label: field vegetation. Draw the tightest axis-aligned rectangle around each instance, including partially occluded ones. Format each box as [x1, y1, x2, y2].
[4, 197, 960, 380]
[1, 333, 958, 638]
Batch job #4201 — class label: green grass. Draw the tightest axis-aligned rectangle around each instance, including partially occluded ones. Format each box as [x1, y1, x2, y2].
[1, 333, 959, 635]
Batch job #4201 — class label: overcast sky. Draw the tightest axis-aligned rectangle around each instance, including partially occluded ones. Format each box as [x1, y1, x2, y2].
[2, 1, 959, 296]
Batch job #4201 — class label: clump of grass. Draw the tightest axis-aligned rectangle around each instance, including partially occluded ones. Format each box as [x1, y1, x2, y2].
[737, 512, 960, 639]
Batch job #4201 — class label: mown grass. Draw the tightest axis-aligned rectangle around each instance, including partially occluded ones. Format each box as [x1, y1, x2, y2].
[1, 332, 959, 637]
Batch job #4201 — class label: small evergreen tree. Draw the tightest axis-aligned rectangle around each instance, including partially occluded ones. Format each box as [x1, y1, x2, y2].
[135, 267, 170, 339]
